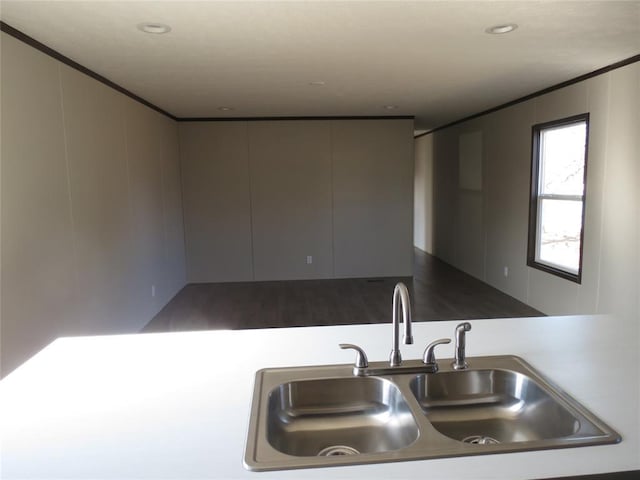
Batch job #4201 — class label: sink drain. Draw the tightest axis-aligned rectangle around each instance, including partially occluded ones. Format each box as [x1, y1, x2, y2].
[317, 445, 360, 456]
[462, 435, 501, 445]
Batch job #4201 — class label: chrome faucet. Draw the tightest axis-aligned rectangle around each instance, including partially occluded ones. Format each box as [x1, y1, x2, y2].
[452, 322, 472, 370]
[389, 282, 413, 367]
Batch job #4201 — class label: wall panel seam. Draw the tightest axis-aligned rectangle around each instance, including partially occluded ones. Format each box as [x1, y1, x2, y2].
[174, 125, 188, 286]
[246, 122, 256, 281]
[158, 121, 171, 306]
[482, 132, 488, 283]
[329, 121, 336, 277]
[122, 102, 137, 318]
[57, 64, 79, 327]
[594, 73, 612, 313]
[178, 128, 195, 282]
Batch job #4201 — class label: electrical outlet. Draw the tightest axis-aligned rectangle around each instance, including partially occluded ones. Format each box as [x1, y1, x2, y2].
[151, 285, 156, 297]
[503, 266, 509, 278]
[306, 255, 313, 264]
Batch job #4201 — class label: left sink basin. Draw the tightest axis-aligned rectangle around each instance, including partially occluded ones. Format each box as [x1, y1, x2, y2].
[244, 363, 421, 471]
[267, 376, 419, 456]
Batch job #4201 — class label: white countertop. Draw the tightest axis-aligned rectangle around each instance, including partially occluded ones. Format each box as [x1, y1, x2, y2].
[1, 314, 638, 479]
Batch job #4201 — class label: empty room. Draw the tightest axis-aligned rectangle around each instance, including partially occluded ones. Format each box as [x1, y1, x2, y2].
[1, 1, 638, 479]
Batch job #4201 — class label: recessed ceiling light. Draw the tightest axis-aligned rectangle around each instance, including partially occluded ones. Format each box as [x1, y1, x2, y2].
[485, 24, 518, 34]
[218, 107, 234, 112]
[137, 22, 171, 34]
[383, 105, 399, 110]
[309, 81, 326, 86]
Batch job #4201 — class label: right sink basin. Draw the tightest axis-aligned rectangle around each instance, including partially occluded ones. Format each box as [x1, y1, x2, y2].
[409, 356, 616, 446]
[411, 368, 588, 444]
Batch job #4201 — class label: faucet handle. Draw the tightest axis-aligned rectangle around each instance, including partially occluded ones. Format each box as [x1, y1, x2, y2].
[339, 343, 369, 368]
[422, 338, 451, 372]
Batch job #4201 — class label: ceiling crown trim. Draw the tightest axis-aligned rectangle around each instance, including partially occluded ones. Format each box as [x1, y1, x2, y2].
[0, 21, 178, 121]
[3, 20, 638, 132]
[1, 21, 413, 125]
[415, 53, 640, 139]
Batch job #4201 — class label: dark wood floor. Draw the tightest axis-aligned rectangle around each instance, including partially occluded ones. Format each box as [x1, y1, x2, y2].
[143, 249, 541, 333]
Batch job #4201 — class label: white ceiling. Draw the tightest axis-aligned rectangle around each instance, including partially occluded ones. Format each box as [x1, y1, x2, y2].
[1, 1, 639, 131]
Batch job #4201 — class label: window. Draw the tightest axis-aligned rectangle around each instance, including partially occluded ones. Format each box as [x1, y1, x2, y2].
[527, 114, 589, 283]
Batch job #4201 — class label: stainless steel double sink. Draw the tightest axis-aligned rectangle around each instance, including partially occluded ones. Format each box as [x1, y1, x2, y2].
[244, 355, 620, 471]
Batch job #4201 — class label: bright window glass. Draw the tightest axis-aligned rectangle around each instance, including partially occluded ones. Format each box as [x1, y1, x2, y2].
[537, 198, 583, 273]
[539, 123, 586, 196]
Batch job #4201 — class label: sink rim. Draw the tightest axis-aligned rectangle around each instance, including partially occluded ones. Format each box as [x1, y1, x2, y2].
[244, 355, 621, 471]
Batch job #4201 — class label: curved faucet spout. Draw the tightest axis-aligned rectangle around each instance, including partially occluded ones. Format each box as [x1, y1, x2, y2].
[390, 282, 413, 367]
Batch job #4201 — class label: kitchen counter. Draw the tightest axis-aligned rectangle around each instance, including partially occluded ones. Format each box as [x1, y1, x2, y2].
[0, 314, 638, 479]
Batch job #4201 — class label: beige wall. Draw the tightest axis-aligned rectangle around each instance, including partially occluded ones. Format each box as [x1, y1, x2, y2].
[416, 62, 639, 321]
[332, 120, 414, 278]
[0, 33, 186, 376]
[249, 121, 333, 281]
[179, 122, 253, 282]
[180, 118, 414, 282]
